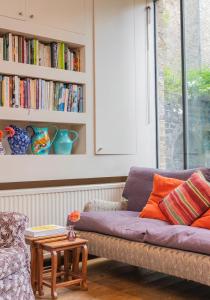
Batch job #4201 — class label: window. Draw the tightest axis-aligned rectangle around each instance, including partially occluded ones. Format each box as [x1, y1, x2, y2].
[155, 0, 210, 169]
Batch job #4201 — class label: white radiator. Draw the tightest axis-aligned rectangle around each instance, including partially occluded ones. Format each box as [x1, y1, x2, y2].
[0, 183, 125, 226]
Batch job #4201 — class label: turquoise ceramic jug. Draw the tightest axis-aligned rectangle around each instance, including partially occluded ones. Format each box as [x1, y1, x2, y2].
[53, 129, 79, 155]
[27, 126, 58, 155]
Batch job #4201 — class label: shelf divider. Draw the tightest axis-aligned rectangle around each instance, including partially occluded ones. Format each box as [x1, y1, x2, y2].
[0, 107, 87, 125]
[0, 61, 86, 84]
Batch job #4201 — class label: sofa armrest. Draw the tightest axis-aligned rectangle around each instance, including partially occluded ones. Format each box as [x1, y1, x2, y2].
[83, 199, 128, 212]
[0, 212, 28, 248]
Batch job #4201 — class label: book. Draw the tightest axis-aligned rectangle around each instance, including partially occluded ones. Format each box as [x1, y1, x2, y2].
[0, 37, 3, 61]
[2, 76, 10, 107]
[64, 86, 69, 111]
[58, 83, 65, 111]
[13, 76, 20, 108]
[20, 80, 24, 108]
[71, 84, 79, 112]
[14, 35, 18, 62]
[78, 85, 83, 112]
[18, 36, 22, 62]
[49, 81, 54, 111]
[25, 224, 67, 237]
[67, 84, 73, 112]
[23, 79, 28, 108]
[0, 75, 3, 106]
[46, 45, 51, 67]
[51, 42, 57, 68]
[3, 34, 8, 60]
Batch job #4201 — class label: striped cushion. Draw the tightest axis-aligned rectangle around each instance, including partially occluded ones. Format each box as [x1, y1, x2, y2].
[159, 171, 210, 225]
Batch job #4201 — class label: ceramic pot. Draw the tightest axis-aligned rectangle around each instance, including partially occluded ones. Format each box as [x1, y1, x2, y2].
[53, 129, 79, 155]
[0, 130, 5, 155]
[27, 126, 58, 155]
[0, 141, 5, 155]
[7, 125, 31, 155]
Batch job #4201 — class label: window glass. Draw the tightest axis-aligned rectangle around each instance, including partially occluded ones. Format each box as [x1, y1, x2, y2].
[156, 0, 184, 169]
[184, 0, 210, 168]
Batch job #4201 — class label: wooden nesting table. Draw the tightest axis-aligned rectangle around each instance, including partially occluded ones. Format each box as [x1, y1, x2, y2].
[26, 235, 88, 299]
[25, 234, 67, 294]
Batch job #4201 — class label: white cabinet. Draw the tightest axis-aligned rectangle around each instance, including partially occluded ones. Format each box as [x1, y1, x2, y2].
[0, 0, 26, 20]
[94, 0, 136, 155]
[27, 0, 86, 34]
[0, 0, 86, 34]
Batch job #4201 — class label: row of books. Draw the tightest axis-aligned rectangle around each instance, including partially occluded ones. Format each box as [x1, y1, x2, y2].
[0, 75, 83, 112]
[0, 33, 80, 71]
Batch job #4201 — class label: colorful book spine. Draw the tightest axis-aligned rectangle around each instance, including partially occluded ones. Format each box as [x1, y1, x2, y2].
[0, 37, 3, 61]
[78, 85, 83, 112]
[0, 75, 3, 106]
[71, 85, 79, 112]
[20, 80, 24, 108]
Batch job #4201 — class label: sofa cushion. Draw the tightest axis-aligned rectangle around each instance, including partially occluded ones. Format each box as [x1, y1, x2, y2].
[0, 248, 26, 280]
[192, 209, 210, 229]
[75, 211, 210, 255]
[159, 171, 210, 225]
[140, 174, 184, 221]
[123, 167, 207, 212]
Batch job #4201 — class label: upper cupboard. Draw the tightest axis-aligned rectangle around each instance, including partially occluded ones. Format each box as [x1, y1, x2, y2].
[0, 0, 86, 35]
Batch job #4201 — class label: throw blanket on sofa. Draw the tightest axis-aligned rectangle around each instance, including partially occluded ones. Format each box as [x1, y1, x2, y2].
[73, 211, 210, 256]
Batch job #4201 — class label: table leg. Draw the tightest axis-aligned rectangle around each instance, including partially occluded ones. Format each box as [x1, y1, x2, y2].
[57, 251, 62, 280]
[30, 244, 37, 294]
[51, 250, 58, 299]
[81, 244, 88, 290]
[64, 250, 70, 280]
[72, 247, 80, 277]
[37, 247, 44, 296]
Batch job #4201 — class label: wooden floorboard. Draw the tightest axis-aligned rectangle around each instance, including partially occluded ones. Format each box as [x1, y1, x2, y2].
[35, 258, 210, 300]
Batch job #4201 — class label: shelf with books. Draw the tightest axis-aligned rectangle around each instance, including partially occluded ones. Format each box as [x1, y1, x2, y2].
[0, 72, 85, 114]
[0, 31, 85, 72]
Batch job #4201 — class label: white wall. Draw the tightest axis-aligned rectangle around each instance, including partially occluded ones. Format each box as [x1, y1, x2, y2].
[0, 0, 156, 182]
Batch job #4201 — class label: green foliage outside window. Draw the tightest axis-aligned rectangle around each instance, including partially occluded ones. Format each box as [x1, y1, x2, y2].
[163, 67, 210, 103]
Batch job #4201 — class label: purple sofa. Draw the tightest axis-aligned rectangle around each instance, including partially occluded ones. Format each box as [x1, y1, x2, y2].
[74, 167, 210, 287]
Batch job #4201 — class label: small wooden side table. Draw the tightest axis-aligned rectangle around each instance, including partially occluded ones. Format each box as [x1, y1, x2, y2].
[25, 234, 67, 294]
[36, 238, 88, 299]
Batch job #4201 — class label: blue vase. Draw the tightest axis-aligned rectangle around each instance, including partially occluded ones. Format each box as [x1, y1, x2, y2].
[53, 129, 79, 155]
[7, 125, 31, 155]
[27, 126, 58, 155]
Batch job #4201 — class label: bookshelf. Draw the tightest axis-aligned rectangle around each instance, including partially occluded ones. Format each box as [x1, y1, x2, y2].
[0, 29, 87, 156]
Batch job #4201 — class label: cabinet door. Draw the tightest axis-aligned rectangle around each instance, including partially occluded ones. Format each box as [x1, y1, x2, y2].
[94, 0, 136, 154]
[27, 0, 86, 35]
[0, 0, 26, 20]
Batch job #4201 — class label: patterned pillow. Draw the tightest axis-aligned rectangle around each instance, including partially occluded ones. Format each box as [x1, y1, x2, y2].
[159, 171, 210, 225]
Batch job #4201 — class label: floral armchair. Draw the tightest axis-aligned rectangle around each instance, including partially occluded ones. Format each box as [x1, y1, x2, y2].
[0, 212, 34, 300]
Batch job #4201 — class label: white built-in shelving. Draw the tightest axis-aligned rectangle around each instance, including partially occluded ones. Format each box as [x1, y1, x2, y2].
[0, 7, 88, 156]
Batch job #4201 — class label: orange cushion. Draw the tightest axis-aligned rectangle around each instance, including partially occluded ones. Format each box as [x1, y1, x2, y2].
[139, 174, 184, 221]
[191, 209, 210, 229]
